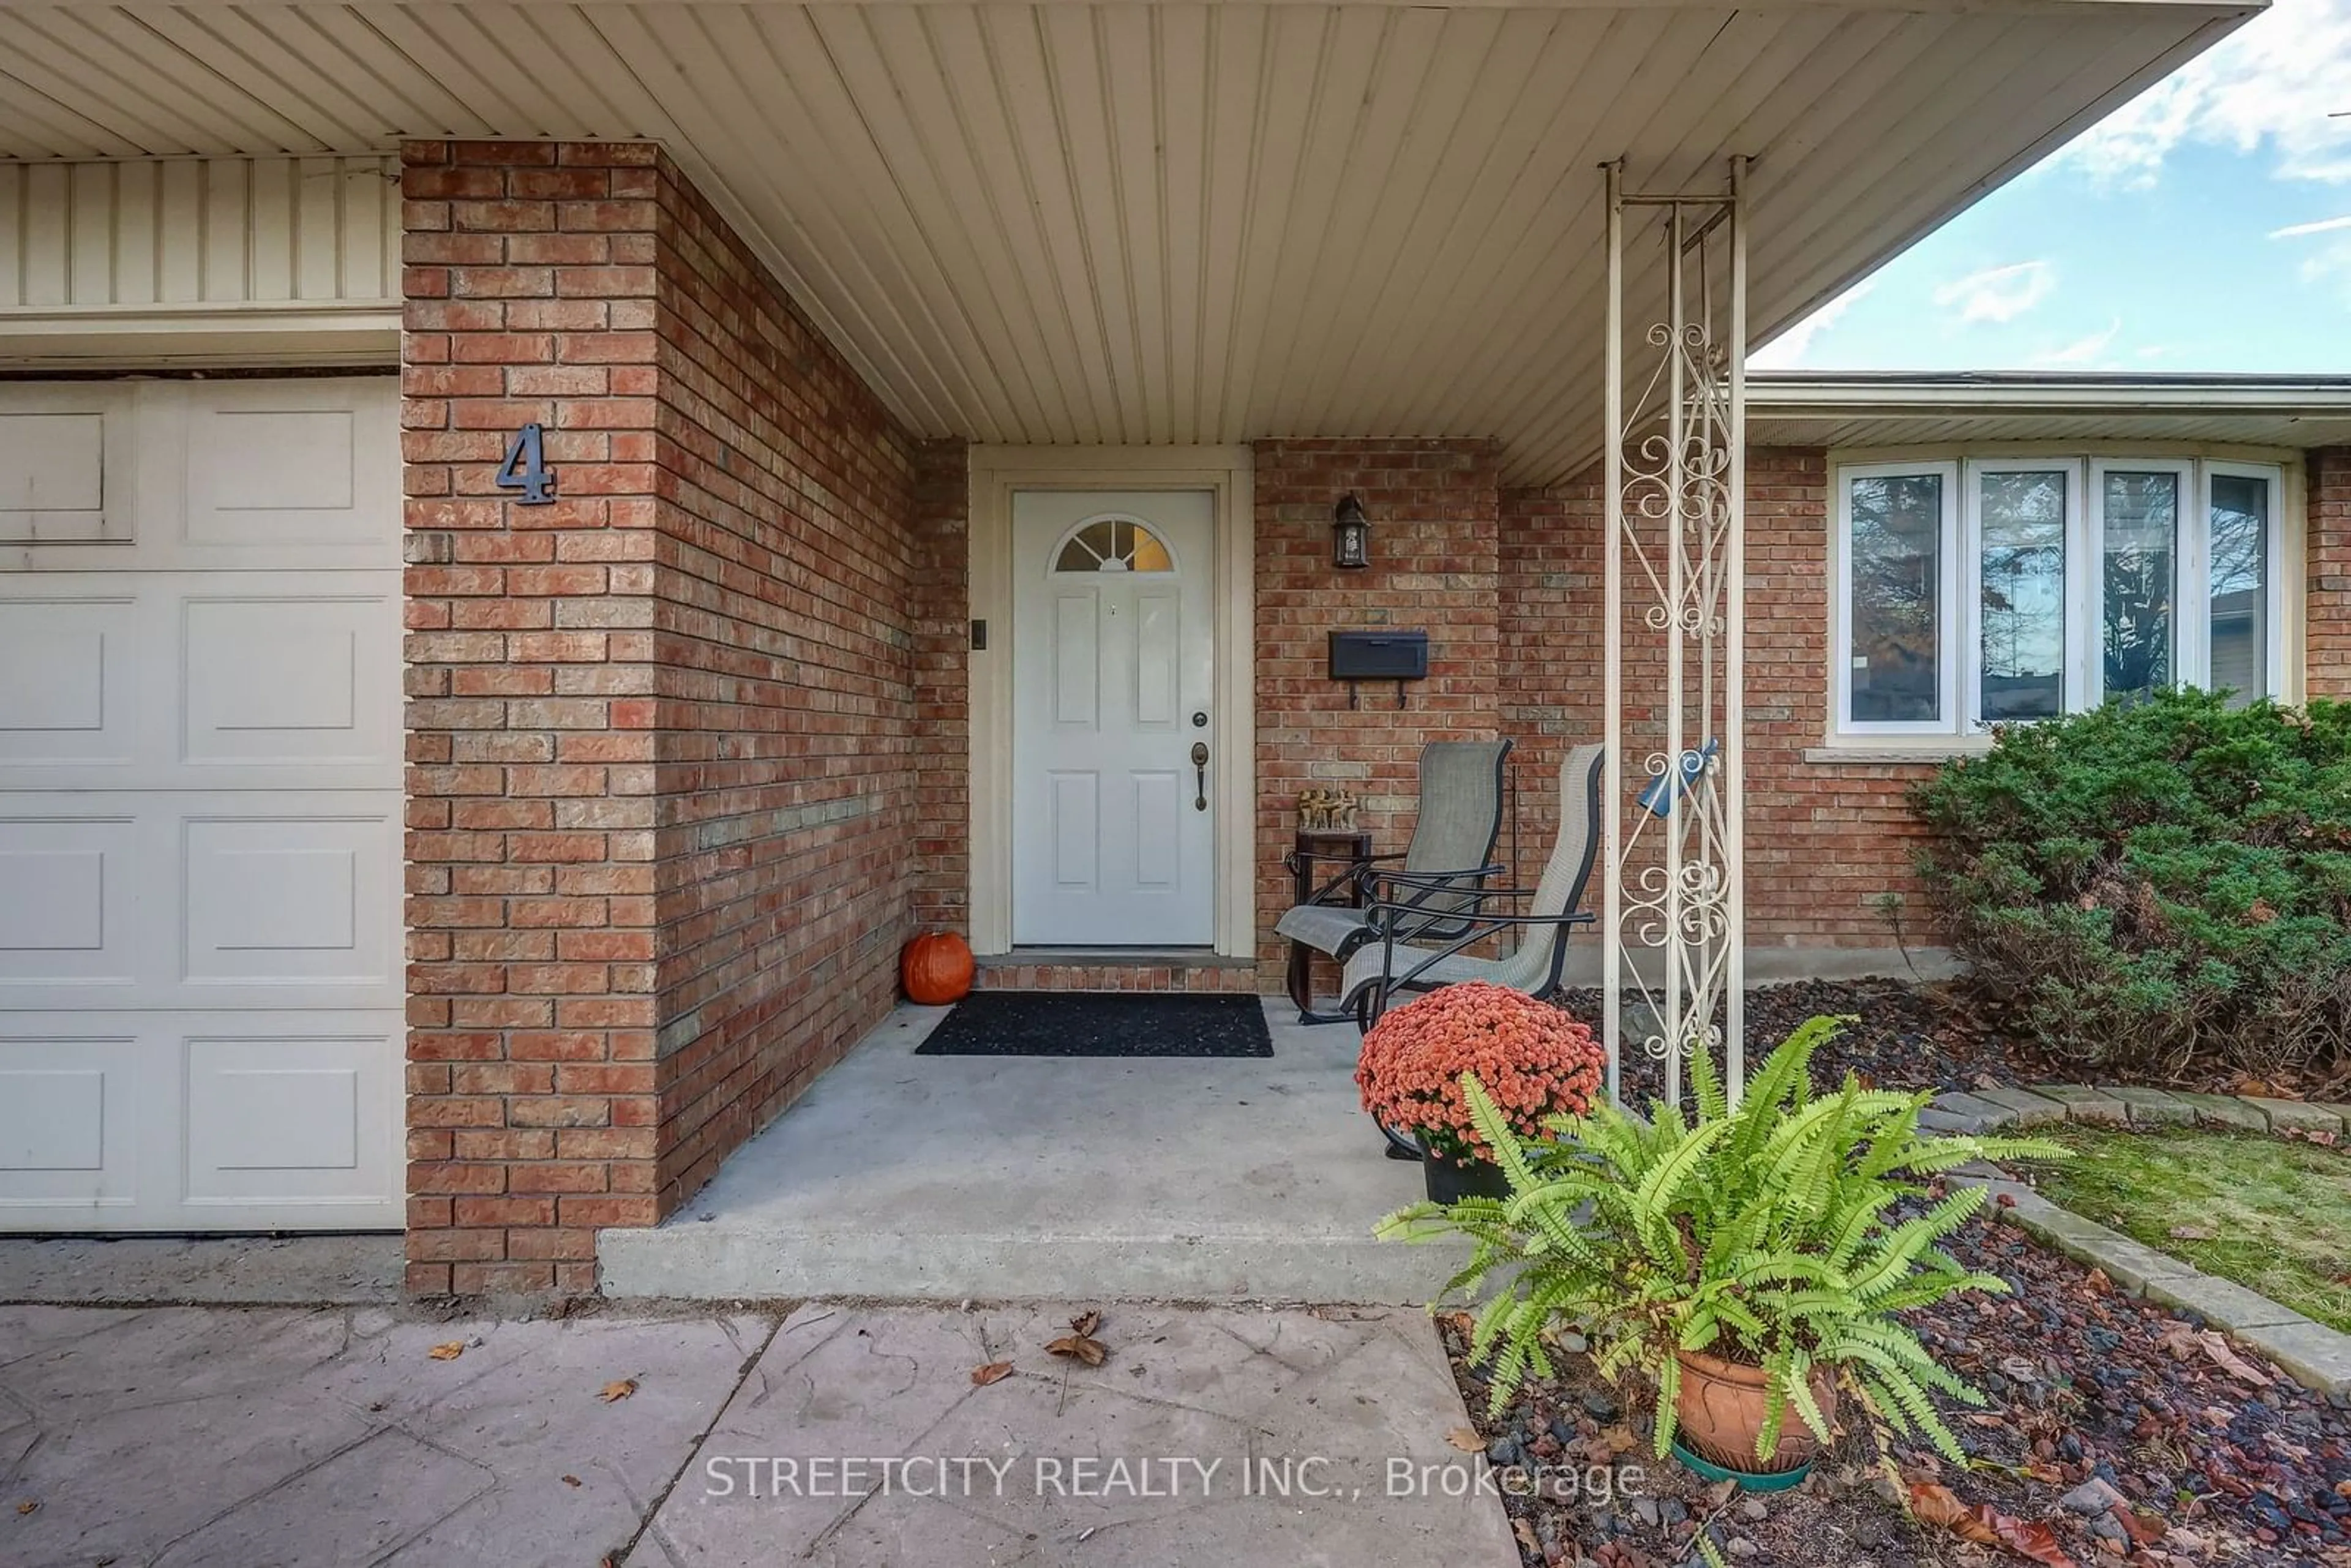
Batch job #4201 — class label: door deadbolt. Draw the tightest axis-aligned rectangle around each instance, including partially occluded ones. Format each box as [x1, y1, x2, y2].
[1190, 742, 1210, 811]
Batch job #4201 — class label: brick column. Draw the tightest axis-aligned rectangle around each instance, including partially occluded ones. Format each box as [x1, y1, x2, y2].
[402, 140, 929, 1294]
[2310, 448, 2351, 700]
[401, 140, 665, 1295]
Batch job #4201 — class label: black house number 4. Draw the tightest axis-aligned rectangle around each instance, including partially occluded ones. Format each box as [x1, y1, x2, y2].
[496, 422, 558, 505]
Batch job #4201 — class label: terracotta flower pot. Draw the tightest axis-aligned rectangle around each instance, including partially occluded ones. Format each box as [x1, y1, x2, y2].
[1672, 1348, 1839, 1475]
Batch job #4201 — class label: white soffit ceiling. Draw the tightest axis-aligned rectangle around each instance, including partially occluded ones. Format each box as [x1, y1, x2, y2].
[0, 1, 2257, 485]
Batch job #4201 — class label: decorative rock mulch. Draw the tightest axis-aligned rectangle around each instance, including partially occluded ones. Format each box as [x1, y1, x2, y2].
[1446, 1204, 2351, 1568]
[1559, 978, 2028, 1108]
[1930, 1081, 2351, 1398]
[1560, 978, 2350, 1106]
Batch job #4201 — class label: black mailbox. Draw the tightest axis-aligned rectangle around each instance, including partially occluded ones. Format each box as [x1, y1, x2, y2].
[1329, 629, 1429, 681]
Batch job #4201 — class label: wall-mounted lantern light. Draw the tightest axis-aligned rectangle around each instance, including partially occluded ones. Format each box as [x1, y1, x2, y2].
[1332, 493, 1371, 569]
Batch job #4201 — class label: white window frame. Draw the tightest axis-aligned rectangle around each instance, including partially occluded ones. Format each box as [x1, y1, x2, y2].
[2200, 460, 2287, 708]
[2087, 456, 2195, 707]
[1832, 459, 1960, 737]
[1964, 457, 2087, 726]
[1828, 452, 2289, 745]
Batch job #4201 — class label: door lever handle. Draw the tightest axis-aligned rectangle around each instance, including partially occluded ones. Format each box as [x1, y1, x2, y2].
[1190, 742, 1210, 812]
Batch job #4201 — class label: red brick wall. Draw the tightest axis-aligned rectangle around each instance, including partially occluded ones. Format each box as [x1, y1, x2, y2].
[401, 140, 666, 1296]
[1494, 449, 1930, 955]
[910, 441, 972, 931]
[645, 159, 923, 1218]
[2311, 448, 2351, 700]
[401, 140, 926, 1294]
[1254, 440, 1502, 989]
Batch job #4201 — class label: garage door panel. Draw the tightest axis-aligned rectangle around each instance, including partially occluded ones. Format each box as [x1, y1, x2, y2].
[0, 387, 133, 546]
[0, 1017, 400, 1226]
[177, 382, 396, 558]
[0, 1032, 140, 1211]
[0, 793, 400, 1011]
[0, 816, 135, 985]
[185, 814, 394, 986]
[183, 591, 397, 768]
[1, 375, 400, 1232]
[184, 1029, 397, 1208]
[0, 573, 396, 791]
[6, 379, 394, 573]
[0, 595, 138, 767]
[192, 408, 355, 511]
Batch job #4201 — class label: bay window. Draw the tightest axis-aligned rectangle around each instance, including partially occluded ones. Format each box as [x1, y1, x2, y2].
[1833, 455, 2282, 740]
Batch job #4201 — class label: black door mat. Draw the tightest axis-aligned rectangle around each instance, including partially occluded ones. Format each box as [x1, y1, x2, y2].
[913, 991, 1273, 1058]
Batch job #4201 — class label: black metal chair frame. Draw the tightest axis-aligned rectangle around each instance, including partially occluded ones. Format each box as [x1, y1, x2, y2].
[1278, 743, 1513, 1024]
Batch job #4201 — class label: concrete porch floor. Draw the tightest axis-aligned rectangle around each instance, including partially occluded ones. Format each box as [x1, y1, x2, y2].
[598, 1000, 1464, 1304]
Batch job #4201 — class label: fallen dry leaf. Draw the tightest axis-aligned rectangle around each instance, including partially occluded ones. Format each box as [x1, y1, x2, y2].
[427, 1341, 465, 1361]
[1446, 1425, 1485, 1453]
[1069, 1308, 1102, 1337]
[1046, 1333, 1107, 1368]
[2194, 1330, 2273, 1387]
[970, 1361, 1014, 1386]
[2109, 1503, 2165, 1548]
[597, 1378, 637, 1403]
[2082, 1267, 2112, 1295]
[15, 1501, 36, 1517]
[1911, 1483, 2000, 1544]
[1513, 1518, 1540, 1554]
[1910, 1483, 2079, 1567]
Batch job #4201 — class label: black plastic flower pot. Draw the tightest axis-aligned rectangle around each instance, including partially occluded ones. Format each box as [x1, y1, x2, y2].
[1420, 1144, 1511, 1204]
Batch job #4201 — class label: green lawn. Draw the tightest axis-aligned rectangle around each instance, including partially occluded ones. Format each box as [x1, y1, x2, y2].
[2034, 1123, 2351, 1334]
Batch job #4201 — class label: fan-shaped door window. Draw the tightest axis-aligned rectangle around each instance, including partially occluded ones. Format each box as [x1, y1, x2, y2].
[1053, 516, 1174, 574]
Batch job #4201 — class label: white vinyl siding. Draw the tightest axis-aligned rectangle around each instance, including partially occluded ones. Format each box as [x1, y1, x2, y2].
[1832, 455, 2285, 741]
[0, 157, 399, 311]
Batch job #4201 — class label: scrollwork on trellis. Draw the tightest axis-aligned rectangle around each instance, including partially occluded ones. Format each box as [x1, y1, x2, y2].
[1602, 166, 1748, 1111]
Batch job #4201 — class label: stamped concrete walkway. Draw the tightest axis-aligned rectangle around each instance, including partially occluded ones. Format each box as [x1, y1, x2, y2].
[0, 1300, 1518, 1568]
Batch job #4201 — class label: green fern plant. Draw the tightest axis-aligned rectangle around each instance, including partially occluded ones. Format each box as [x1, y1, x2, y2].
[1376, 1015, 2064, 1466]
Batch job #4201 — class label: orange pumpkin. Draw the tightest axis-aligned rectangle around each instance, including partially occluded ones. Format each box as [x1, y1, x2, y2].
[901, 929, 975, 1005]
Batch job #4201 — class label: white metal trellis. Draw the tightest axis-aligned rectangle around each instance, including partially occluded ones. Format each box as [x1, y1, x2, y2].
[1600, 157, 1748, 1111]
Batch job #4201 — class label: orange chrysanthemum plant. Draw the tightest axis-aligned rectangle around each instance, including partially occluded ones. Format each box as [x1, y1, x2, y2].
[1355, 982, 1605, 1161]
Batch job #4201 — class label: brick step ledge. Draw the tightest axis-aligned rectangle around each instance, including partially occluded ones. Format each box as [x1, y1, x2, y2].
[973, 948, 1262, 994]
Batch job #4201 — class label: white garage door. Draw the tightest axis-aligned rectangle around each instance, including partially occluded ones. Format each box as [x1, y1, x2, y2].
[0, 377, 402, 1231]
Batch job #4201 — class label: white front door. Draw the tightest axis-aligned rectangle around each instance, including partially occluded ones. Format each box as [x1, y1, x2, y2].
[0, 378, 403, 1231]
[1011, 490, 1217, 946]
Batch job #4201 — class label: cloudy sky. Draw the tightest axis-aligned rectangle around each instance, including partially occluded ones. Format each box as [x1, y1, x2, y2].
[1753, 0, 2351, 373]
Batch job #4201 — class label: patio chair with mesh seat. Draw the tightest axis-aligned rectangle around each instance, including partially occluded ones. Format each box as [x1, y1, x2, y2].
[1273, 738, 1512, 1023]
[1341, 741, 1604, 1154]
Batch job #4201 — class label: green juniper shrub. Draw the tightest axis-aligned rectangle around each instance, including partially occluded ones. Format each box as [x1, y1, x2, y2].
[1910, 689, 2351, 1079]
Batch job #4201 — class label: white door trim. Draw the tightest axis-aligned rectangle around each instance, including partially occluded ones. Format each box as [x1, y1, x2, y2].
[968, 446, 1255, 959]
